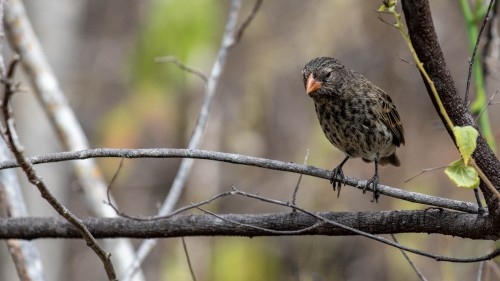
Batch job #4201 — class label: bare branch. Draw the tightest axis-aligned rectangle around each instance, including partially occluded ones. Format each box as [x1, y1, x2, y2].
[0, 147, 480, 214]
[475, 90, 499, 123]
[230, 0, 263, 48]
[126, 0, 258, 278]
[198, 206, 325, 235]
[391, 234, 428, 281]
[155, 56, 208, 83]
[404, 165, 447, 183]
[401, 0, 500, 216]
[223, 189, 500, 263]
[291, 149, 309, 208]
[0, 209, 495, 241]
[0, 207, 499, 262]
[181, 238, 197, 281]
[477, 260, 485, 281]
[3, 2, 143, 278]
[0, 58, 117, 281]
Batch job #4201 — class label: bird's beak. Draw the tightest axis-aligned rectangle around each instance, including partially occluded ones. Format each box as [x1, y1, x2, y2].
[306, 74, 321, 95]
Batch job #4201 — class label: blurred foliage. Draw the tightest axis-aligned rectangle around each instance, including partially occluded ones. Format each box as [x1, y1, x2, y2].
[98, 0, 221, 150]
[459, 0, 497, 152]
[131, 0, 220, 88]
[211, 238, 278, 280]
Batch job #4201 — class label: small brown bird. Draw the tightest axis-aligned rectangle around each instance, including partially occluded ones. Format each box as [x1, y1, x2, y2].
[302, 57, 405, 202]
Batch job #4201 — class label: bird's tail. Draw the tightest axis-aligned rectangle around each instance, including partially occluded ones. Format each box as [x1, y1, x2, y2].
[379, 153, 400, 167]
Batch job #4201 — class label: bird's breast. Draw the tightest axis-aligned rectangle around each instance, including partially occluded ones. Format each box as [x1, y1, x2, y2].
[313, 100, 394, 160]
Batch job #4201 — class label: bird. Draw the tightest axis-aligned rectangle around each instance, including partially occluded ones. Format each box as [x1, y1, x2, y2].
[301, 57, 405, 202]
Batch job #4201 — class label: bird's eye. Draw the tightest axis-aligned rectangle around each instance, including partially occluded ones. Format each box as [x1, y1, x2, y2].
[325, 71, 332, 79]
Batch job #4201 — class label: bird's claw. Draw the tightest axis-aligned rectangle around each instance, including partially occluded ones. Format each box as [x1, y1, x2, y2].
[330, 167, 344, 198]
[364, 175, 380, 203]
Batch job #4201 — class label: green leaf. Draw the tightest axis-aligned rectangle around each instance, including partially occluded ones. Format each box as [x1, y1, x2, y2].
[378, 4, 387, 12]
[445, 159, 480, 189]
[453, 125, 478, 166]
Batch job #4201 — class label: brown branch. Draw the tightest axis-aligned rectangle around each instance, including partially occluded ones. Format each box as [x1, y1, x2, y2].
[0, 209, 496, 240]
[0, 58, 117, 281]
[401, 0, 500, 217]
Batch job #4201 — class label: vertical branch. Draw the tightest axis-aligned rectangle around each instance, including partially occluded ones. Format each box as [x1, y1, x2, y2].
[0, 142, 46, 281]
[159, 0, 243, 218]
[123, 0, 260, 280]
[401, 0, 500, 216]
[0, 1, 45, 280]
[0, 59, 116, 280]
[2, 1, 145, 280]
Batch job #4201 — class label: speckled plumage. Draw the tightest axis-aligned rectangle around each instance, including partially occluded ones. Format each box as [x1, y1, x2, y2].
[302, 57, 405, 201]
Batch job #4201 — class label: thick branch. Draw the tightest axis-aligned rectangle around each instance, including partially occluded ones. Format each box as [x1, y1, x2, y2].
[0, 148, 480, 213]
[401, 0, 500, 216]
[0, 210, 496, 240]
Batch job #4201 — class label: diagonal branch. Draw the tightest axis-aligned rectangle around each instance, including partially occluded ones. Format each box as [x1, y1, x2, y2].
[125, 1, 262, 279]
[0, 59, 117, 280]
[3, 2, 144, 279]
[401, 0, 500, 216]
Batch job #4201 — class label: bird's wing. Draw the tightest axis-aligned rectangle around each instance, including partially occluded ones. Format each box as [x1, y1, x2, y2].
[376, 90, 405, 146]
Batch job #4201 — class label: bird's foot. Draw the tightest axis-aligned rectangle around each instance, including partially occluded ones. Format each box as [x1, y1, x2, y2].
[330, 167, 345, 198]
[364, 174, 380, 203]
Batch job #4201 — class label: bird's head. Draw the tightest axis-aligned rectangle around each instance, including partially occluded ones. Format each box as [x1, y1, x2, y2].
[302, 57, 348, 99]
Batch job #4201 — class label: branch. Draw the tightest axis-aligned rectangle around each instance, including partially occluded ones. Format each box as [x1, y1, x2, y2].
[3, 2, 143, 279]
[401, 0, 500, 216]
[0, 147, 481, 214]
[1, 58, 117, 281]
[126, 0, 251, 278]
[0, 209, 496, 240]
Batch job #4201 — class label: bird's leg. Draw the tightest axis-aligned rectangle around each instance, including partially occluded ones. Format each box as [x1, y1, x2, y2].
[330, 155, 350, 198]
[364, 156, 380, 203]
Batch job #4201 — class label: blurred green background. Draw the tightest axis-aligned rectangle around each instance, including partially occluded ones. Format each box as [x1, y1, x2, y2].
[1, 0, 499, 280]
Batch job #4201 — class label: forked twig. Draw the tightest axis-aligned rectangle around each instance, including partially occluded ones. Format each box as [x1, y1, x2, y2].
[155, 56, 208, 83]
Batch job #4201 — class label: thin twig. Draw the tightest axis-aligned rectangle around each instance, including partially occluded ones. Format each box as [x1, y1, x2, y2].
[474, 188, 484, 210]
[391, 234, 428, 281]
[109, 191, 234, 222]
[464, 0, 495, 105]
[0, 147, 481, 214]
[125, 0, 257, 279]
[291, 149, 309, 209]
[154, 56, 208, 83]
[482, 0, 500, 77]
[474, 90, 499, 123]
[0, 58, 116, 280]
[404, 165, 448, 183]
[181, 238, 197, 281]
[396, 53, 417, 66]
[230, 0, 263, 48]
[198, 206, 325, 235]
[105, 158, 125, 216]
[231, 188, 500, 263]
[477, 260, 485, 281]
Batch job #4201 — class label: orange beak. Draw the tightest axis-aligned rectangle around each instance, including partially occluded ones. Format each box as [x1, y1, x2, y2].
[306, 74, 321, 95]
